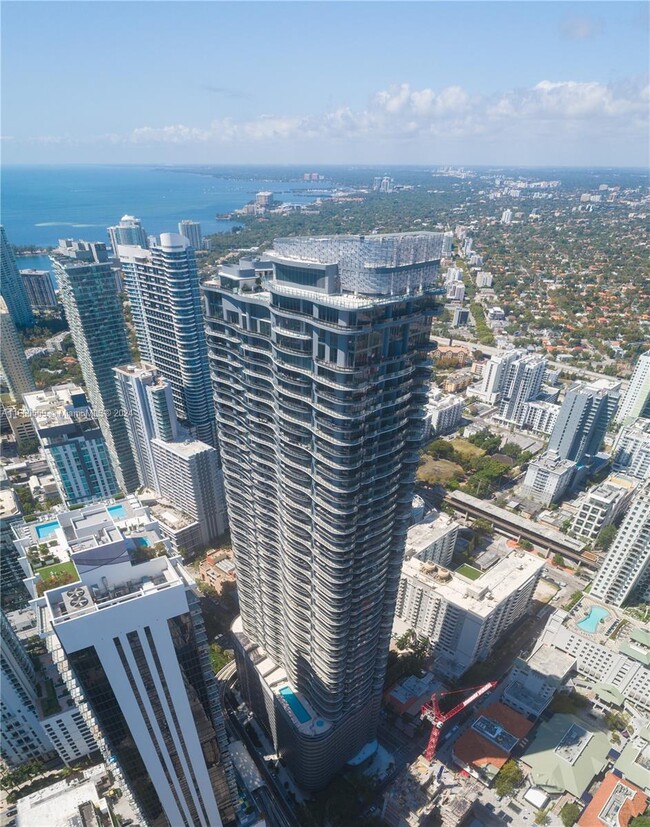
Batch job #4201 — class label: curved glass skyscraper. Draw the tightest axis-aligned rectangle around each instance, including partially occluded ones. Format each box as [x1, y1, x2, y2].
[118, 234, 216, 447]
[203, 233, 442, 788]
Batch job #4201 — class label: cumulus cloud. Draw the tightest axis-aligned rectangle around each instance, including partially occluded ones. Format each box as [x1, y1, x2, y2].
[489, 79, 649, 121]
[18, 78, 649, 155]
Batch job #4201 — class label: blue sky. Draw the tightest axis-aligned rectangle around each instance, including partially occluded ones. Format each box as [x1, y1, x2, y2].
[2, 1, 648, 166]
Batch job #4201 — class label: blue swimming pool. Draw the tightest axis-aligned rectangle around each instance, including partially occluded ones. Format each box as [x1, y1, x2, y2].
[36, 521, 59, 539]
[279, 686, 311, 723]
[577, 606, 609, 633]
[107, 504, 127, 519]
[133, 537, 150, 548]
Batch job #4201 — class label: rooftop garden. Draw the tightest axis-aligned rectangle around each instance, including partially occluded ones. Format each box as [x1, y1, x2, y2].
[455, 563, 483, 581]
[35, 561, 79, 596]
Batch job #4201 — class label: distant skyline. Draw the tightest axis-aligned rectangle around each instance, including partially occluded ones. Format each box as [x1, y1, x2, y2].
[2, 1, 648, 167]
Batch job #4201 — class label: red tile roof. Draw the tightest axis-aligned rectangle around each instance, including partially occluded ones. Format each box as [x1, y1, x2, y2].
[577, 772, 648, 827]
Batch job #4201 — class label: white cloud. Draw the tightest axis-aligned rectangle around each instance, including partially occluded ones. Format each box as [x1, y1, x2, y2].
[17, 78, 649, 156]
[490, 79, 649, 121]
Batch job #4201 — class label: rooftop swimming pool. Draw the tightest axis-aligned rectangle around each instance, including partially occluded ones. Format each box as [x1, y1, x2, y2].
[577, 605, 609, 634]
[107, 504, 127, 519]
[35, 521, 59, 540]
[279, 686, 311, 724]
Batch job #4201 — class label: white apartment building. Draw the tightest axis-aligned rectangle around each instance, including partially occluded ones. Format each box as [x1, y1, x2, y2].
[178, 219, 203, 250]
[1, 610, 55, 766]
[114, 363, 178, 491]
[497, 354, 547, 426]
[477, 350, 547, 426]
[23, 384, 118, 505]
[26, 503, 235, 827]
[537, 604, 650, 713]
[151, 438, 228, 549]
[446, 281, 465, 302]
[570, 477, 637, 542]
[475, 270, 493, 288]
[115, 363, 227, 550]
[591, 481, 650, 606]
[404, 511, 460, 568]
[502, 645, 576, 719]
[616, 351, 650, 424]
[522, 399, 560, 435]
[395, 551, 544, 680]
[425, 394, 464, 437]
[1, 609, 97, 767]
[521, 451, 576, 505]
[613, 418, 650, 480]
[501, 209, 512, 225]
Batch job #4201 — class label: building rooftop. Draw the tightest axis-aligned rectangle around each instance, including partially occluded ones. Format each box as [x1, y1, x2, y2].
[114, 361, 169, 389]
[404, 511, 459, 559]
[401, 550, 544, 616]
[614, 729, 650, 794]
[0, 488, 20, 520]
[453, 702, 533, 781]
[22, 383, 95, 433]
[13, 498, 173, 612]
[522, 714, 610, 798]
[151, 437, 214, 458]
[577, 771, 648, 827]
[526, 644, 578, 681]
[557, 596, 649, 656]
[15, 764, 129, 827]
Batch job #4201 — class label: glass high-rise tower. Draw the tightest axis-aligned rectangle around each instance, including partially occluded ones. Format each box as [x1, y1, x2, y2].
[0, 225, 34, 328]
[118, 234, 216, 447]
[50, 240, 139, 493]
[203, 233, 443, 788]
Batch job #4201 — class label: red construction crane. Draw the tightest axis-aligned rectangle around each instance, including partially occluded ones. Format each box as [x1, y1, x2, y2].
[421, 681, 497, 762]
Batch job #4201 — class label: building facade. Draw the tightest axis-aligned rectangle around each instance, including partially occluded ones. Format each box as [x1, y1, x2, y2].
[23, 385, 119, 506]
[477, 349, 546, 424]
[548, 379, 620, 465]
[114, 363, 227, 547]
[613, 418, 650, 480]
[570, 479, 636, 543]
[118, 235, 216, 446]
[395, 552, 544, 680]
[114, 363, 178, 491]
[178, 220, 203, 250]
[404, 510, 459, 568]
[616, 352, 650, 425]
[151, 438, 227, 548]
[203, 233, 443, 788]
[591, 481, 650, 606]
[20, 269, 57, 310]
[107, 215, 148, 253]
[0, 225, 34, 327]
[537, 606, 650, 713]
[0, 610, 54, 766]
[0, 297, 36, 403]
[51, 241, 139, 494]
[23, 502, 236, 826]
[425, 394, 464, 437]
[497, 353, 547, 426]
[521, 451, 576, 505]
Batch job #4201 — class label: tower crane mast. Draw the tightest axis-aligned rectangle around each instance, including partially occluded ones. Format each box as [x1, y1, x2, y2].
[421, 681, 497, 762]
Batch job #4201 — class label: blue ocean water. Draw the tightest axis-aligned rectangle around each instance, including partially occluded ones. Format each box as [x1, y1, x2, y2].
[1, 165, 326, 248]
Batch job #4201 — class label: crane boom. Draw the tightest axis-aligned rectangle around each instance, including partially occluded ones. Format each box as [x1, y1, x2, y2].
[421, 680, 496, 762]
